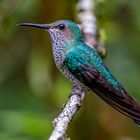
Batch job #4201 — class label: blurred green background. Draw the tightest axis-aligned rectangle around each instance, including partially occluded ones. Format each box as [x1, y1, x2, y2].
[0, 0, 140, 139]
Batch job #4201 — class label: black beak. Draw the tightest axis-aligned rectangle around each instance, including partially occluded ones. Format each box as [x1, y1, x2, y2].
[16, 23, 51, 30]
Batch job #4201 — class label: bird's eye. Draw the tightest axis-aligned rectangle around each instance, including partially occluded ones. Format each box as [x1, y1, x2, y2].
[58, 24, 66, 30]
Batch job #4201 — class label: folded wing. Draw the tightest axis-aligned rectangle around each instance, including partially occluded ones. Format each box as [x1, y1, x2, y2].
[65, 49, 140, 125]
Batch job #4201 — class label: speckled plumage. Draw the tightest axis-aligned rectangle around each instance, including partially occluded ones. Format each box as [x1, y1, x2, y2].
[48, 20, 85, 86]
[18, 20, 140, 125]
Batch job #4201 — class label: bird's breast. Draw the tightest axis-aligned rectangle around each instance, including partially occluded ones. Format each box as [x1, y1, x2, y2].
[52, 46, 80, 85]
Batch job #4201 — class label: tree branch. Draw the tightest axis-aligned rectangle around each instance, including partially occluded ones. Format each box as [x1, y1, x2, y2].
[48, 0, 106, 139]
[49, 86, 85, 140]
[77, 0, 106, 58]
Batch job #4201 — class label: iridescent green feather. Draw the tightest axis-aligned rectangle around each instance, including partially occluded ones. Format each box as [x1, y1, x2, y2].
[65, 43, 122, 91]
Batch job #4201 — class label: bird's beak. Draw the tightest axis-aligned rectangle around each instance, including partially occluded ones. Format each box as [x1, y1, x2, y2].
[16, 23, 51, 30]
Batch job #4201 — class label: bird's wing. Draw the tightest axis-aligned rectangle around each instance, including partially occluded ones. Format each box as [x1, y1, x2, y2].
[64, 47, 140, 125]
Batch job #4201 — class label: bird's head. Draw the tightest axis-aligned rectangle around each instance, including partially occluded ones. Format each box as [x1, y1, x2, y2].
[17, 20, 84, 47]
[17, 20, 84, 67]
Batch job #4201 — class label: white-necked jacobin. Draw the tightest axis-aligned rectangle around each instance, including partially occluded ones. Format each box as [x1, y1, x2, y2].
[17, 20, 140, 125]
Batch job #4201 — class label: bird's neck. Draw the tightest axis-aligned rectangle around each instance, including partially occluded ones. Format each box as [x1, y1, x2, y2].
[51, 39, 67, 70]
[51, 35, 84, 70]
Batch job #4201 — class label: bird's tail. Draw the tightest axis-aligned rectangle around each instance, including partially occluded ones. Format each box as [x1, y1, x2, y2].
[90, 84, 140, 125]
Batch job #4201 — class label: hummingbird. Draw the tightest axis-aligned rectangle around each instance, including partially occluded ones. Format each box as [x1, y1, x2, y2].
[17, 20, 140, 125]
